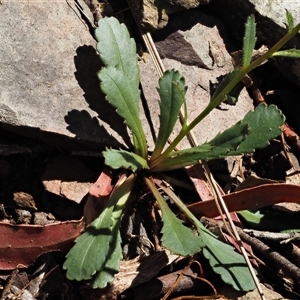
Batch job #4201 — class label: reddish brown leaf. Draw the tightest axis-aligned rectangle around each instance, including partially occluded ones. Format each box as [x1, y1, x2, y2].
[83, 168, 113, 225]
[186, 165, 241, 224]
[188, 183, 300, 218]
[0, 219, 84, 270]
[185, 165, 214, 201]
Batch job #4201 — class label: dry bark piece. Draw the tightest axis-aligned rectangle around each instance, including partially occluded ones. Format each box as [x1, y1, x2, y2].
[111, 250, 174, 298]
[282, 123, 300, 156]
[121, 266, 202, 300]
[26, 253, 53, 296]
[1, 270, 30, 300]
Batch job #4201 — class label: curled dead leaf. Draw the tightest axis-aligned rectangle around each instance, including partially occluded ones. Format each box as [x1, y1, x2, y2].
[188, 183, 300, 218]
[0, 219, 84, 270]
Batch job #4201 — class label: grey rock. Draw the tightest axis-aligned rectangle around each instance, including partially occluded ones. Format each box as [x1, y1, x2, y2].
[210, 0, 300, 85]
[0, 1, 130, 150]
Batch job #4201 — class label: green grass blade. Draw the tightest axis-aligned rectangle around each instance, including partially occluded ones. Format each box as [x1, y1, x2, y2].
[103, 148, 149, 172]
[243, 16, 257, 68]
[151, 70, 187, 159]
[144, 177, 203, 256]
[63, 174, 135, 282]
[95, 17, 147, 157]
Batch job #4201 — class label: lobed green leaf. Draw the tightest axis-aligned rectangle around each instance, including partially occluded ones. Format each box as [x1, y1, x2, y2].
[151, 103, 284, 172]
[89, 176, 131, 288]
[145, 177, 203, 256]
[243, 16, 257, 68]
[63, 204, 115, 280]
[63, 174, 135, 284]
[103, 148, 149, 172]
[89, 230, 122, 288]
[151, 70, 187, 159]
[95, 17, 147, 157]
[201, 230, 256, 291]
[151, 121, 249, 172]
[229, 103, 285, 155]
[161, 185, 255, 291]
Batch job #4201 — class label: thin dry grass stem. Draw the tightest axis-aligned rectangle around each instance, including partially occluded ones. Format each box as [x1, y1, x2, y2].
[192, 276, 218, 297]
[202, 161, 265, 300]
[191, 260, 218, 296]
[126, 0, 165, 77]
[192, 260, 204, 278]
[143, 32, 165, 77]
[126, 2, 264, 298]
